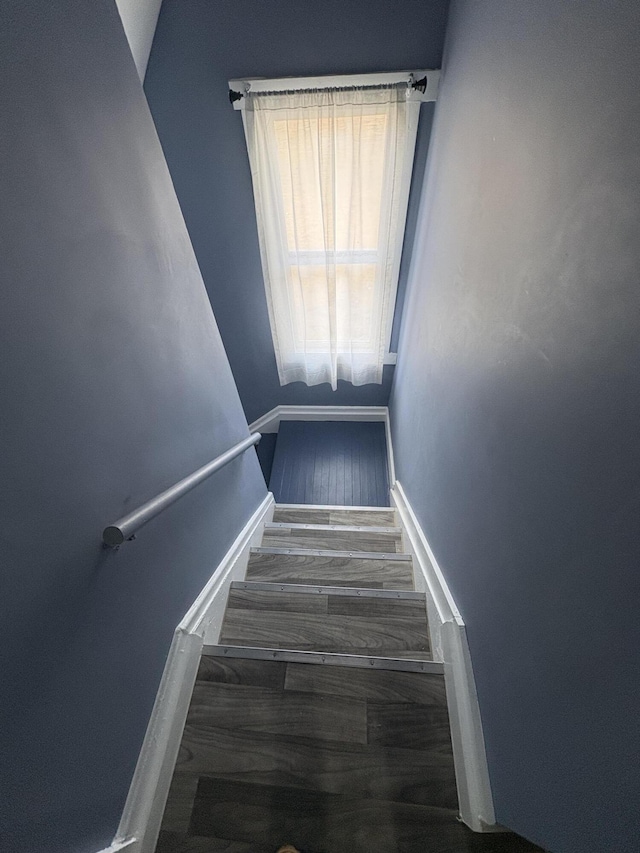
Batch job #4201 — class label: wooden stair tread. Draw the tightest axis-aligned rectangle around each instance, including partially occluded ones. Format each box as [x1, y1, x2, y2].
[273, 506, 396, 527]
[261, 527, 404, 553]
[227, 585, 426, 617]
[219, 608, 431, 659]
[155, 504, 545, 853]
[247, 551, 414, 590]
[161, 652, 542, 852]
[265, 521, 402, 534]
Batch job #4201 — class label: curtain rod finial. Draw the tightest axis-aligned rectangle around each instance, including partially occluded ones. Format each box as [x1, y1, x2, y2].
[409, 74, 427, 94]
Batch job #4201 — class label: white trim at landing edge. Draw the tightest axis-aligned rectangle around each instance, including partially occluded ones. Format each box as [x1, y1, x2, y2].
[248, 405, 396, 487]
[249, 404, 388, 433]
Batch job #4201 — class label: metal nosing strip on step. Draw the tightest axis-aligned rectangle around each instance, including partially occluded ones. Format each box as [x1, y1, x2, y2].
[264, 522, 402, 534]
[231, 580, 424, 600]
[276, 503, 393, 512]
[202, 644, 444, 674]
[251, 546, 412, 561]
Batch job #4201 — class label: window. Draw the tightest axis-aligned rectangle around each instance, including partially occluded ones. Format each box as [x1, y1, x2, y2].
[233, 72, 435, 389]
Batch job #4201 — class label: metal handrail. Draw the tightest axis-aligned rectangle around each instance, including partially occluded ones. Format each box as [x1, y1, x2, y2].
[102, 432, 262, 547]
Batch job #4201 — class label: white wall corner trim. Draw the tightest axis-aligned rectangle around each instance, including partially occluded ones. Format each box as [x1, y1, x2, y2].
[391, 481, 498, 833]
[383, 409, 396, 488]
[110, 492, 275, 853]
[248, 405, 281, 433]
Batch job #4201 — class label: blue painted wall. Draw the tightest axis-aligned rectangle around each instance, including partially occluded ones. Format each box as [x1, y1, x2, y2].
[144, 0, 450, 424]
[390, 2, 640, 851]
[0, 2, 266, 851]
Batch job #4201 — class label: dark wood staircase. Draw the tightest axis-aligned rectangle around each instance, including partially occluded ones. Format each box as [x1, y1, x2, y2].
[155, 505, 543, 853]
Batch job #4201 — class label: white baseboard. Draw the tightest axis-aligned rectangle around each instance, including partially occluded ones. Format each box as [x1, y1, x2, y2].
[249, 405, 396, 489]
[249, 404, 389, 434]
[110, 493, 274, 853]
[391, 481, 498, 833]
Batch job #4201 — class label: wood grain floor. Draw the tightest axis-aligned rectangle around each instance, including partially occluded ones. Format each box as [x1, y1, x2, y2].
[261, 527, 404, 553]
[273, 508, 397, 526]
[220, 592, 431, 659]
[158, 657, 542, 853]
[246, 551, 414, 589]
[226, 587, 427, 617]
[156, 507, 543, 853]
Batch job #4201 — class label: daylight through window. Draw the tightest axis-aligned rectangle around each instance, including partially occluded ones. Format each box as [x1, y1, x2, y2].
[241, 80, 420, 389]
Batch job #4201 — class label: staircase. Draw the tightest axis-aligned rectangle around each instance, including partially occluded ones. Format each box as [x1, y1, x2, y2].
[156, 505, 542, 853]
[221, 507, 430, 660]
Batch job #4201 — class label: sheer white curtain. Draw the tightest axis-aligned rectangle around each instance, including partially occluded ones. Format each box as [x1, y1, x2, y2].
[243, 85, 418, 389]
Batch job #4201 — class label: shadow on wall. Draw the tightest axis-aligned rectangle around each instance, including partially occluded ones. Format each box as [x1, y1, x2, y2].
[389, 1, 640, 852]
[144, 0, 450, 423]
[256, 433, 278, 484]
[0, 1, 266, 851]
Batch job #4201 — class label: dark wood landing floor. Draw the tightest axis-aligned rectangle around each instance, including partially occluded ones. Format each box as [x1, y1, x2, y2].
[268, 421, 390, 507]
[158, 656, 542, 853]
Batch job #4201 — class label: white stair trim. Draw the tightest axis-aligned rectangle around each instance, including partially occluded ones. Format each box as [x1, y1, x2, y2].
[391, 481, 499, 833]
[96, 840, 136, 853]
[109, 492, 275, 853]
[249, 404, 388, 433]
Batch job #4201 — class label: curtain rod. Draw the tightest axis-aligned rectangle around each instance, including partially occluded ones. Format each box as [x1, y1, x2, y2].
[229, 79, 424, 104]
[229, 71, 435, 107]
